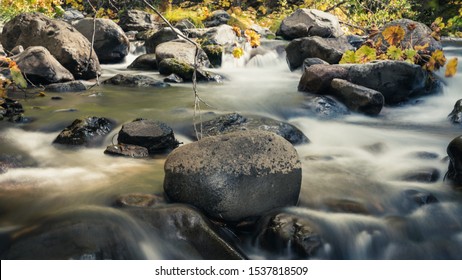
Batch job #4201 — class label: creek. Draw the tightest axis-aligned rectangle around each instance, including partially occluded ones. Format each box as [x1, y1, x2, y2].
[0, 39, 462, 259]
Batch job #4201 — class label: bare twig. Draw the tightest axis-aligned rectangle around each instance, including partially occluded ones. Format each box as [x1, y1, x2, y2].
[85, 0, 100, 86]
[325, 0, 348, 12]
[339, 20, 367, 33]
[142, 0, 211, 140]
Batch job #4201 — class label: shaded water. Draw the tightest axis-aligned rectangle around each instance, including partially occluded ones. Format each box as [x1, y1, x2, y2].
[1, 40, 462, 259]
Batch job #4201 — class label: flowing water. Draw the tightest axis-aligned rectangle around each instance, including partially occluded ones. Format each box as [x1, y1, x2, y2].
[1, 39, 462, 259]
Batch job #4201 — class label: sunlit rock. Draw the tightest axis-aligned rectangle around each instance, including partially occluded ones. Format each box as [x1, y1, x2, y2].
[164, 130, 302, 222]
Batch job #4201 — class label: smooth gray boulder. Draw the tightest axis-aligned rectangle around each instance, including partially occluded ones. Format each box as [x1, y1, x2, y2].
[12, 46, 74, 85]
[127, 54, 158, 70]
[155, 40, 210, 68]
[203, 10, 231, 27]
[186, 25, 238, 46]
[277, 8, 344, 40]
[45, 81, 87, 92]
[164, 130, 302, 222]
[145, 27, 181, 53]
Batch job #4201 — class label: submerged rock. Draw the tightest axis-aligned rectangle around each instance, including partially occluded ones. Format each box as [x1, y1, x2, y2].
[53, 116, 115, 147]
[255, 212, 323, 259]
[45, 81, 87, 92]
[117, 119, 180, 155]
[124, 204, 245, 259]
[164, 130, 302, 222]
[1, 12, 100, 79]
[400, 168, 440, 183]
[0, 209, 152, 259]
[194, 113, 309, 145]
[277, 8, 344, 40]
[12, 46, 74, 85]
[73, 18, 130, 64]
[102, 74, 169, 88]
[301, 94, 350, 119]
[115, 193, 166, 208]
[0, 98, 25, 122]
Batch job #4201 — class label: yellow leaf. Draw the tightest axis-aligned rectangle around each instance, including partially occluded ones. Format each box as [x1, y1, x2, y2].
[9, 62, 28, 89]
[232, 26, 241, 37]
[382, 25, 405, 46]
[38, 92, 46, 97]
[431, 50, 446, 67]
[232, 47, 244, 59]
[445, 58, 458, 77]
[245, 29, 261, 48]
[414, 43, 429, 51]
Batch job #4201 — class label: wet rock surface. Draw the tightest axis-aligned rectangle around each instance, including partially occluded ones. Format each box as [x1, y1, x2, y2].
[255, 212, 323, 259]
[298, 64, 348, 94]
[164, 130, 302, 222]
[44, 81, 87, 92]
[53, 116, 115, 147]
[127, 54, 158, 70]
[448, 99, 462, 124]
[104, 144, 149, 158]
[115, 193, 166, 208]
[117, 119, 180, 155]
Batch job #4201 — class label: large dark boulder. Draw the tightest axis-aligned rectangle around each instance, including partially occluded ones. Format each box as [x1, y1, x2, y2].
[345, 61, 430, 105]
[298, 64, 348, 94]
[53, 116, 115, 147]
[286, 36, 353, 70]
[277, 8, 344, 40]
[155, 40, 210, 68]
[73, 18, 130, 64]
[117, 119, 180, 155]
[102, 74, 169, 88]
[330, 78, 384, 116]
[371, 19, 442, 53]
[124, 205, 245, 259]
[11, 46, 74, 85]
[118, 9, 160, 32]
[163, 130, 302, 222]
[195, 113, 309, 145]
[1, 13, 100, 79]
[255, 212, 323, 259]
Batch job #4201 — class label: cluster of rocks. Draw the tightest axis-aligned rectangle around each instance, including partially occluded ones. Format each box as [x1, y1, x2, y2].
[280, 9, 443, 117]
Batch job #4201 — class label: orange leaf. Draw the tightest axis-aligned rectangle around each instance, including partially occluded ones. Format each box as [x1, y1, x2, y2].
[382, 25, 405, 46]
[445, 58, 458, 77]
